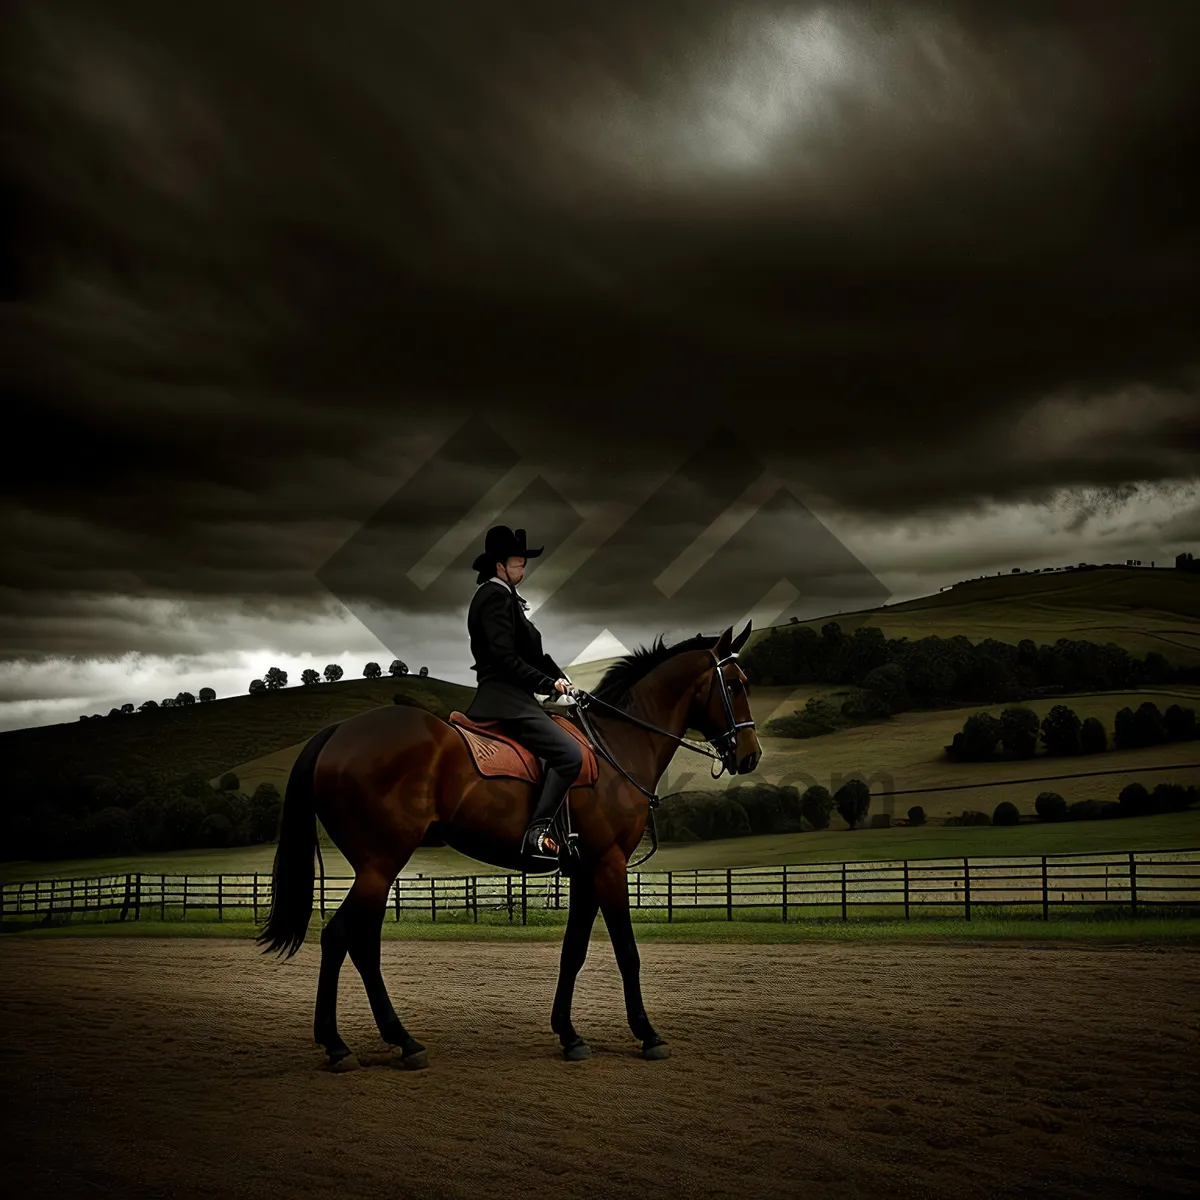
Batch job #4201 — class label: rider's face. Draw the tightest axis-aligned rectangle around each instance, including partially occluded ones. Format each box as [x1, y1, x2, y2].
[498, 556, 526, 584]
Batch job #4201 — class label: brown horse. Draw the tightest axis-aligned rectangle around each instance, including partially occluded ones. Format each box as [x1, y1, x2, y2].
[255, 620, 760, 1067]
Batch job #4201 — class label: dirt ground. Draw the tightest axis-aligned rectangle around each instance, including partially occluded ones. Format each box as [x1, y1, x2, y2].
[1, 936, 1196, 1199]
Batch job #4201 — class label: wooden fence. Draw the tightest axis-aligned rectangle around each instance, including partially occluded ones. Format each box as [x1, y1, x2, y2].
[3, 847, 1198, 926]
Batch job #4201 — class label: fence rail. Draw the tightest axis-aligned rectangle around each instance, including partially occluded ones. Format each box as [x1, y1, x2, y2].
[3, 847, 1198, 926]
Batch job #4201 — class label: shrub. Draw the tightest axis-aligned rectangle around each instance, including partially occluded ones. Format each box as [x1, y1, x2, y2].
[127, 798, 165, 852]
[200, 813, 233, 848]
[1113, 706, 1136, 749]
[958, 810, 991, 826]
[82, 806, 133, 856]
[833, 779, 871, 829]
[1095, 800, 1123, 819]
[906, 805, 926, 827]
[1034, 791, 1067, 822]
[198, 687, 216, 702]
[1067, 798, 1101, 821]
[992, 801, 1020, 826]
[219, 772, 240, 791]
[1079, 716, 1108, 755]
[160, 795, 207, 849]
[800, 785, 834, 830]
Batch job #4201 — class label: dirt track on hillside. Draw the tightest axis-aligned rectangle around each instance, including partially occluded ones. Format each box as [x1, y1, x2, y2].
[1, 937, 1197, 1199]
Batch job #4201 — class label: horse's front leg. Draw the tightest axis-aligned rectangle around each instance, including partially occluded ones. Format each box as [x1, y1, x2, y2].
[550, 869, 600, 1061]
[595, 846, 670, 1060]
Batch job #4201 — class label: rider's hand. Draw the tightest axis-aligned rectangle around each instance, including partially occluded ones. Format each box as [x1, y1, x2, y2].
[553, 678, 576, 695]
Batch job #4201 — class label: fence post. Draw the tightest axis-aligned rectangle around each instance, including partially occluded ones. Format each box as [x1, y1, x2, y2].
[667, 872, 673, 924]
[473, 876, 479, 923]
[506, 875, 513, 923]
[252, 874, 259, 924]
[218, 874, 224, 922]
[183, 875, 188, 920]
[726, 868, 733, 921]
[431, 878, 437, 923]
[904, 860, 910, 920]
[160, 875, 166, 921]
[964, 857, 971, 922]
[134, 873, 142, 921]
[841, 861, 847, 921]
[521, 871, 527, 926]
[1042, 856, 1049, 920]
[1129, 851, 1138, 916]
[120, 873, 133, 922]
[782, 865, 788, 923]
[393, 879, 401, 922]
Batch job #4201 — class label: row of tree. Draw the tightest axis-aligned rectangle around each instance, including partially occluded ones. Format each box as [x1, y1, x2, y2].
[79, 658, 433, 719]
[945, 700, 1196, 761]
[9, 775, 285, 862]
[939, 780, 1198, 827]
[742, 622, 1185, 706]
[248, 661, 428, 693]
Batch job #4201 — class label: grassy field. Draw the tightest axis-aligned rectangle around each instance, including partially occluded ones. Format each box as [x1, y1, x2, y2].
[4, 808, 1197, 886]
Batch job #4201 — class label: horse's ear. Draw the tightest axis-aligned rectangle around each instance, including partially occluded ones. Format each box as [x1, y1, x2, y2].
[731, 619, 752, 652]
[713, 624, 733, 657]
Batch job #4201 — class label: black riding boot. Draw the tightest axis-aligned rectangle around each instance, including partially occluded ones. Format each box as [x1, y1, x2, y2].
[524, 765, 573, 858]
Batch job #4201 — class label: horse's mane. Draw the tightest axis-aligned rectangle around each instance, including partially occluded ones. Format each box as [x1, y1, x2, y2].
[591, 632, 717, 708]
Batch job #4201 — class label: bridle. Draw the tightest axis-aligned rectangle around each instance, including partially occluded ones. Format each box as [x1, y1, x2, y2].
[568, 648, 756, 810]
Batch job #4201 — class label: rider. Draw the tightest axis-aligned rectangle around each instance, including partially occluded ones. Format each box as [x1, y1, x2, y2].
[465, 525, 582, 859]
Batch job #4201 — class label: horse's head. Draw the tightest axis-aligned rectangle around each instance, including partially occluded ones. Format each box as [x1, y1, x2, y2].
[688, 620, 761, 776]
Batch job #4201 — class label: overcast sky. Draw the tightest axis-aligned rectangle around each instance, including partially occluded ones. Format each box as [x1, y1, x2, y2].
[3, 0, 1199, 731]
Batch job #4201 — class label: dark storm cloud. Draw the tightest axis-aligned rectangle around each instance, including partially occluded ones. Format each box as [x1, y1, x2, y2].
[3, 0, 1200, 662]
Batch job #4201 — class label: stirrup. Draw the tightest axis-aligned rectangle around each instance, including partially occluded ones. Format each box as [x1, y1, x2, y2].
[524, 820, 559, 860]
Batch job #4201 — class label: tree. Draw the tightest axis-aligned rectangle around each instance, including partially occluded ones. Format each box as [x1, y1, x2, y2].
[955, 712, 1002, 761]
[324, 664, 344, 683]
[1118, 782, 1150, 817]
[799, 784, 834, 830]
[249, 679, 266, 694]
[175, 691, 196, 707]
[250, 783, 283, 842]
[1113, 705, 1136, 749]
[1164, 704, 1198, 742]
[1131, 702, 1166, 747]
[120, 702, 135, 715]
[834, 779, 871, 829]
[363, 661, 382, 679]
[161, 697, 176, 708]
[301, 669, 320, 686]
[389, 659, 409, 676]
[992, 801, 1020, 826]
[264, 666, 288, 690]
[418, 666, 429, 677]
[200, 813, 233, 849]
[219, 772, 240, 791]
[199, 687, 216, 702]
[1079, 716, 1108, 755]
[139, 700, 158, 713]
[998, 706, 1039, 759]
[906, 805, 926, 826]
[1040, 704, 1082, 756]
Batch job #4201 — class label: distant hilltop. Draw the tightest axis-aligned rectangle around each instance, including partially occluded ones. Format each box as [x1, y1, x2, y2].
[939, 553, 1196, 592]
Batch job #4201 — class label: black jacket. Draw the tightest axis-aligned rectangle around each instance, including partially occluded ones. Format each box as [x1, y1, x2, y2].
[464, 580, 566, 719]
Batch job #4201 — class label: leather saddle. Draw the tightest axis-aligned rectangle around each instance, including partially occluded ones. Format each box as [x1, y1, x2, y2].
[448, 711, 599, 786]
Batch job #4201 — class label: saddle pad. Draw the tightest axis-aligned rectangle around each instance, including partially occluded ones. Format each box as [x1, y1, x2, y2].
[448, 711, 598, 785]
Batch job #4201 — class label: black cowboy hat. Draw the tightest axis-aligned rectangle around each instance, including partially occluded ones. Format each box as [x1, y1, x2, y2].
[471, 525, 543, 580]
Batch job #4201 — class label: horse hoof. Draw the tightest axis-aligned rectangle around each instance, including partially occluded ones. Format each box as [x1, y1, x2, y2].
[398, 1048, 429, 1070]
[326, 1051, 360, 1073]
[641, 1040, 670, 1061]
[562, 1037, 591, 1062]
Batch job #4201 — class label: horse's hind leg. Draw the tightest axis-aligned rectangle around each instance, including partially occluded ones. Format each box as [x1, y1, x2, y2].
[313, 906, 357, 1070]
[342, 867, 429, 1070]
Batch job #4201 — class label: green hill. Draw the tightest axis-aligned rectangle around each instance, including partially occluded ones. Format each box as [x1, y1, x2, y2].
[758, 567, 1200, 666]
[0, 675, 475, 802]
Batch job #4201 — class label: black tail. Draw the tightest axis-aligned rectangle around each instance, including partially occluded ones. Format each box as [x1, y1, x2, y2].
[255, 722, 341, 959]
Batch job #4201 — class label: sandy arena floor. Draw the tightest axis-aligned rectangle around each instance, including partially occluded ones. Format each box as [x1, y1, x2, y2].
[1, 936, 1196, 1199]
